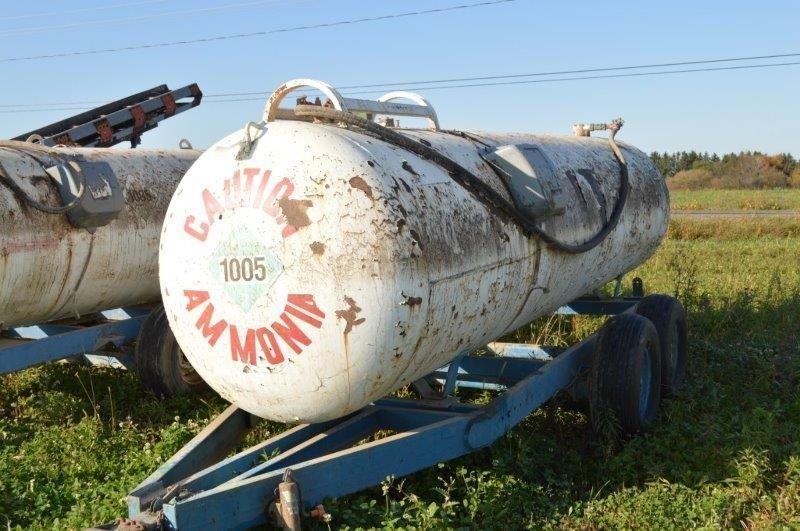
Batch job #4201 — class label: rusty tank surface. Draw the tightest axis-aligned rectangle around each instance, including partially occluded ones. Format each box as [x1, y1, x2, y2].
[0, 140, 200, 328]
[158, 79, 669, 423]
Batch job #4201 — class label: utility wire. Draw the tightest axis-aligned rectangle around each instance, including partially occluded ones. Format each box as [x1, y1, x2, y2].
[0, 0, 169, 22]
[335, 52, 800, 89]
[1, 59, 797, 114]
[199, 52, 800, 100]
[180, 60, 800, 100]
[0, 0, 305, 38]
[5, 51, 799, 109]
[0, 0, 516, 63]
[343, 60, 800, 95]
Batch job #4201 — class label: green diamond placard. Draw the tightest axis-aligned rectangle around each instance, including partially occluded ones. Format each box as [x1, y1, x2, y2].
[209, 225, 283, 311]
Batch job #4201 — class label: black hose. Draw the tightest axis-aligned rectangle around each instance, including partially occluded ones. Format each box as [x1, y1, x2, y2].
[293, 105, 629, 254]
[0, 157, 86, 215]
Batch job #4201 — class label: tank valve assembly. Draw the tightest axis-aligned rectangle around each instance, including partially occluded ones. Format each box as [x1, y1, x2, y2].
[572, 118, 624, 137]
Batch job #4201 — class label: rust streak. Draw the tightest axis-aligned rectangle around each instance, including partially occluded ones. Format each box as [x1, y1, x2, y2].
[335, 296, 366, 335]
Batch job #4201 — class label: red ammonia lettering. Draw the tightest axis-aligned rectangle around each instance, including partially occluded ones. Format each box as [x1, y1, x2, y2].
[229, 325, 256, 365]
[195, 303, 227, 347]
[257, 327, 285, 365]
[271, 312, 311, 354]
[184, 289, 210, 311]
[287, 294, 325, 321]
[182, 290, 325, 366]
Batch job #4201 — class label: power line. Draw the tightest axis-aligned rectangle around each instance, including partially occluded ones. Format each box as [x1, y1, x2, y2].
[0, 0, 306, 38]
[335, 52, 800, 89]
[0, 0, 169, 22]
[0, 101, 105, 109]
[199, 52, 800, 100]
[0, 107, 90, 114]
[1, 59, 797, 114]
[0, 0, 516, 63]
[187, 61, 800, 100]
[342, 60, 800, 94]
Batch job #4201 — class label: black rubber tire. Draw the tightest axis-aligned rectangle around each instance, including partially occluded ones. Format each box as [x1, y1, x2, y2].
[589, 313, 662, 436]
[635, 295, 688, 397]
[135, 304, 207, 397]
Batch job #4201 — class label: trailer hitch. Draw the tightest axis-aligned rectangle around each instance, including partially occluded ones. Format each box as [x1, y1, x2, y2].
[270, 469, 331, 530]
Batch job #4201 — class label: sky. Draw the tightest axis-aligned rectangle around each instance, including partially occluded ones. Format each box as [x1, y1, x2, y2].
[1, 0, 798, 155]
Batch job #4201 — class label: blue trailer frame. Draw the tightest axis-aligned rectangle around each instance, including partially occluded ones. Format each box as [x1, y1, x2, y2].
[114, 297, 638, 530]
[0, 307, 150, 374]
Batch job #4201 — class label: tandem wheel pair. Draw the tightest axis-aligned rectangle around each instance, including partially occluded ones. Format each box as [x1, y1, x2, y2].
[590, 294, 688, 437]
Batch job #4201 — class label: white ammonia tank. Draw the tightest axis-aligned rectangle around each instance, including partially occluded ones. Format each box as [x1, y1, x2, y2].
[0, 141, 200, 328]
[159, 79, 669, 423]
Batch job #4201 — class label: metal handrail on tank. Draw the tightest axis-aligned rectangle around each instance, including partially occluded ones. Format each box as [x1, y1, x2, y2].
[263, 78, 440, 130]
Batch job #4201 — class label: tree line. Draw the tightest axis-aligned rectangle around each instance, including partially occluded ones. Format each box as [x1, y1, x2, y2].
[649, 151, 800, 189]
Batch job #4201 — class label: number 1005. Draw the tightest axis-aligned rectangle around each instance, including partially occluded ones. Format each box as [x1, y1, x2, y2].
[219, 257, 268, 282]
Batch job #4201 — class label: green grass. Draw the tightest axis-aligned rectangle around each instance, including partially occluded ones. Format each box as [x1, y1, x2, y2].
[2, 222, 800, 529]
[670, 188, 800, 211]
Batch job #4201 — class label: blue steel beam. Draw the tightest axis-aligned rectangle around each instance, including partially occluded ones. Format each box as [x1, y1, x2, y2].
[129, 409, 349, 514]
[0, 316, 145, 374]
[125, 334, 593, 530]
[162, 415, 474, 530]
[466, 337, 595, 449]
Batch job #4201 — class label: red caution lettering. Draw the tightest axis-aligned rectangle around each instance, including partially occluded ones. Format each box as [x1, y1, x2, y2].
[183, 168, 305, 243]
[183, 215, 209, 242]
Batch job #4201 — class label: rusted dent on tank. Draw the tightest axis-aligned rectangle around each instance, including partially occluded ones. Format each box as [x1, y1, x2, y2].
[335, 296, 366, 335]
[399, 292, 422, 308]
[277, 197, 313, 231]
[309, 241, 325, 255]
[348, 176, 374, 199]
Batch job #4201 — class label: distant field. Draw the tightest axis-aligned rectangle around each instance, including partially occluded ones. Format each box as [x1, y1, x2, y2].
[1, 218, 799, 529]
[670, 188, 800, 211]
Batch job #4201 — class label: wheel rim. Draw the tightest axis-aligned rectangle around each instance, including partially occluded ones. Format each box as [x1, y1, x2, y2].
[639, 346, 653, 419]
[178, 350, 204, 386]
